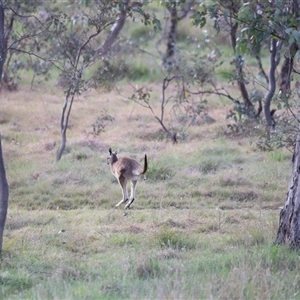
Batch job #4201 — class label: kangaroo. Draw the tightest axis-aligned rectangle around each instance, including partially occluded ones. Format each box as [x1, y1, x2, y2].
[107, 148, 148, 209]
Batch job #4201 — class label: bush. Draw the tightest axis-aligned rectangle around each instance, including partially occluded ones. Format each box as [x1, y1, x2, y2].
[128, 63, 150, 81]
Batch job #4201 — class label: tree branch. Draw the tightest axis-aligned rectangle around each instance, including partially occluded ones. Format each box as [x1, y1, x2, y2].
[96, 0, 130, 57]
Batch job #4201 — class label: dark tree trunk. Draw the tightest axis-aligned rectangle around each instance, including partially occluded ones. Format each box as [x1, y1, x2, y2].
[229, 14, 253, 110]
[56, 88, 74, 161]
[0, 135, 9, 252]
[163, 1, 195, 68]
[0, 0, 4, 83]
[163, 4, 178, 68]
[56, 130, 67, 162]
[0, 0, 9, 253]
[235, 55, 253, 110]
[280, 55, 293, 93]
[275, 130, 300, 248]
[280, 1, 299, 93]
[264, 39, 280, 129]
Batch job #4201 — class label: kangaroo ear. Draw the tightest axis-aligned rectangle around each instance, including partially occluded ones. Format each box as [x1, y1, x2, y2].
[114, 151, 118, 155]
[109, 148, 112, 155]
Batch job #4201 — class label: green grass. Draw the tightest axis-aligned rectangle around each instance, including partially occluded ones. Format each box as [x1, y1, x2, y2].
[1, 209, 297, 299]
[0, 86, 292, 297]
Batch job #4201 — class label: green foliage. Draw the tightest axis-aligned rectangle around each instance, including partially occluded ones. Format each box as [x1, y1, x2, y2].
[255, 128, 296, 152]
[2, 0, 162, 90]
[190, 3, 207, 28]
[92, 61, 129, 90]
[128, 63, 151, 81]
[237, 1, 300, 54]
[129, 46, 217, 140]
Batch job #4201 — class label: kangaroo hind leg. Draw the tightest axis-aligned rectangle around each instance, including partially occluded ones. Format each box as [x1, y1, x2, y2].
[125, 180, 138, 209]
[115, 175, 128, 207]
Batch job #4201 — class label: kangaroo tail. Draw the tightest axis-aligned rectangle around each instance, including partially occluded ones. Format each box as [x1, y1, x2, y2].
[141, 154, 148, 174]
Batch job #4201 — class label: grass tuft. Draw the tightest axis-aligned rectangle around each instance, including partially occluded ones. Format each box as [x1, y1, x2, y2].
[155, 228, 197, 250]
[136, 257, 160, 279]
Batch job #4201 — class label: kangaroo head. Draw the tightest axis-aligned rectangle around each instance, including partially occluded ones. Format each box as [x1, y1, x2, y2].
[107, 148, 118, 165]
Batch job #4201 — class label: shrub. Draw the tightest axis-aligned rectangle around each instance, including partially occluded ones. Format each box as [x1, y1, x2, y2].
[127, 63, 150, 81]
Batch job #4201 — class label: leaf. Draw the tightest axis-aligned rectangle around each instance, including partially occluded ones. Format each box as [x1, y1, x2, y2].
[236, 40, 247, 55]
[277, 102, 282, 110]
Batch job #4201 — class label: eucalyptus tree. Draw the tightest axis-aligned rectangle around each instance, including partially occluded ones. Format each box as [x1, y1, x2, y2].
[127, 0, 216, 143]
[52, 0, 159, 160]
[237, 0, 300, 128]
[200, 0, 300, 248]
[192, 0, 258, 116]
[270, 0, 300, 249]
[191, 0, 300, 247]
[191, 0, 300, 128]
[0, 0, 9, 253]
[0, 0, 160, 160]
[1, 0, 48, 88]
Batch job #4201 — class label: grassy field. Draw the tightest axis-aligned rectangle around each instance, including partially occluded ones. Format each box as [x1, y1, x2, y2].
[0, 82, 297, 300]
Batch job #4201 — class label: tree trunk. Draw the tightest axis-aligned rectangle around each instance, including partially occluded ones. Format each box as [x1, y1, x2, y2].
[264, 39, 280, 128]
[0, 135, 9, 252]
[280, 55, 293, 93]
[0, 0, 4, 84]
[230, 18, 253, 110]
[162, 1, 195, 68]
[96, 0, 129, 57]
[275, 129, 300, 248]
[279, 1, 299, 93]
[56, 88, 75, 161]
[163, 4, 178, 68]
[56, 130, 67, 161]
[0, 0, 9, 253]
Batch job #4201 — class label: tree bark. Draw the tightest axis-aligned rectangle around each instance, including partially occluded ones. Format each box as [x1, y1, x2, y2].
[0, 135, 9, 252]
[163, 1, 195, 68]
[229, 12, 253, 110]
[275, 129, 300, 248]
[0, 0, 9, 253]
[163, 4, 178, 68]
[264, 39, 279, 128]
[280, 52, 294, 93]
[56, 88, 74, 161]
[0, 0, 4, 84]
[96, 0, 130, 57]
[280, 0, 299, 93]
